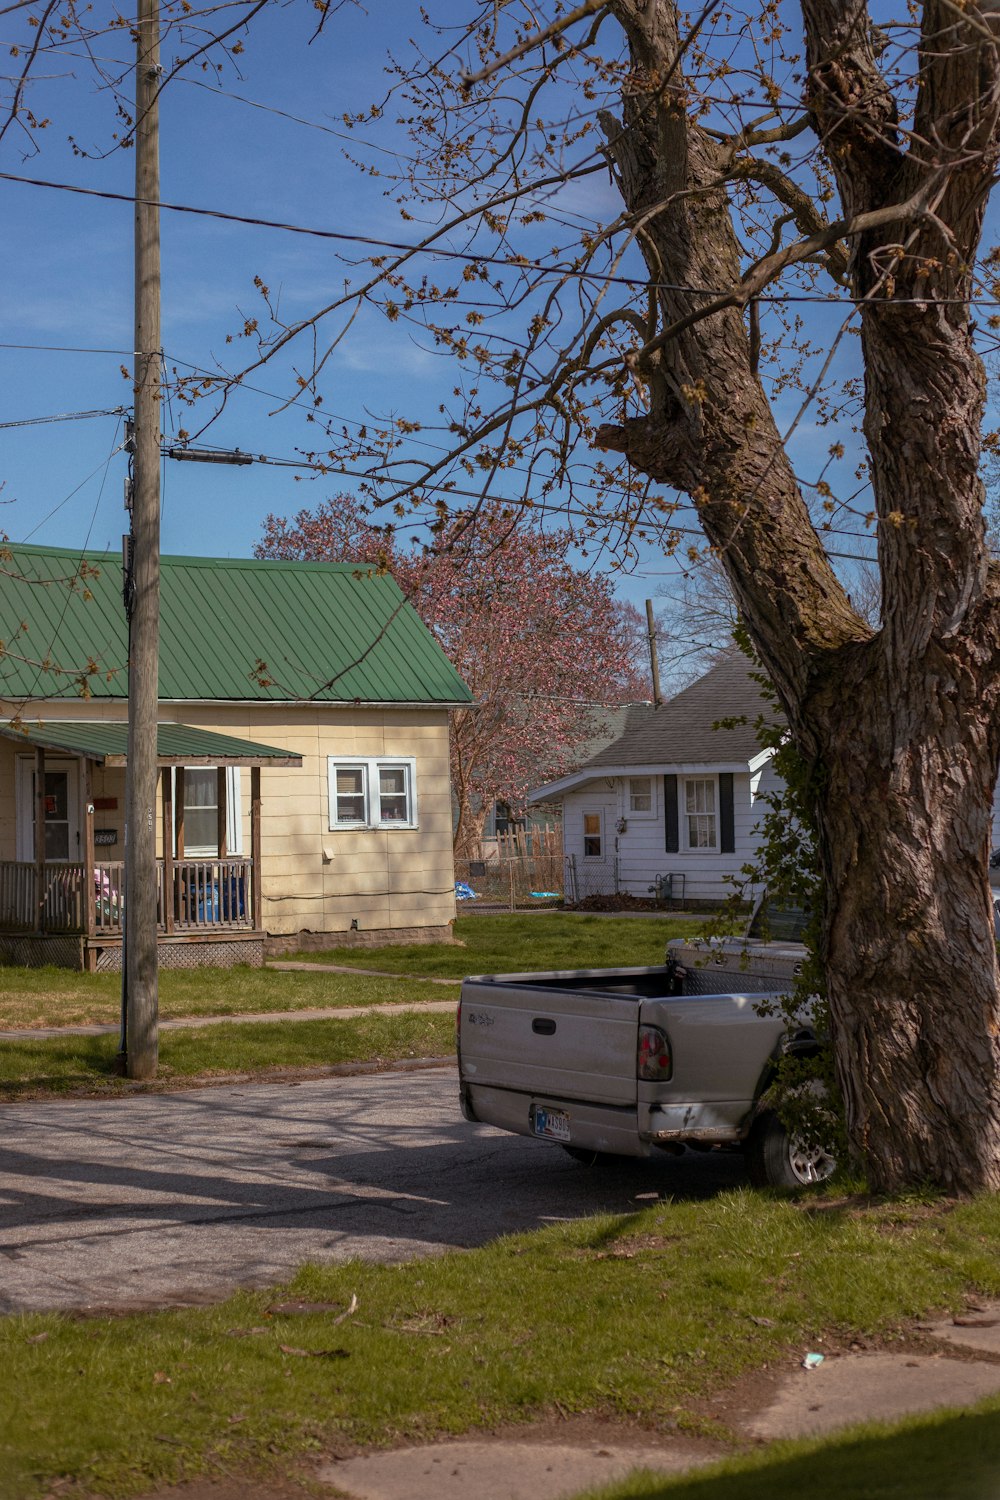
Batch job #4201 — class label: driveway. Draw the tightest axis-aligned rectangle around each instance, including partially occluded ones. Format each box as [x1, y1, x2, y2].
[0, 1066, 746, 1314]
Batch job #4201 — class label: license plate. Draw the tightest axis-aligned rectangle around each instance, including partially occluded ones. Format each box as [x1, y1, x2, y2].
[532, 1105, 570, 1142]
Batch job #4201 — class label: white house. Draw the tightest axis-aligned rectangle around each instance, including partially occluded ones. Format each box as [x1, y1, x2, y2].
[529, 655, 781, 905]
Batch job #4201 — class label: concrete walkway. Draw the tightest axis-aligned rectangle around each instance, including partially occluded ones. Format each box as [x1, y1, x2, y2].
[270, 960, 459, 984]
[323, 1308, 1000, 1500]
[0, 998, 456, 1042]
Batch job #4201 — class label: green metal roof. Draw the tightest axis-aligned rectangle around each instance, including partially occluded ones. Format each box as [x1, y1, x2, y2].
[0, 720, 303, 766]
[1, 543, 473, 705]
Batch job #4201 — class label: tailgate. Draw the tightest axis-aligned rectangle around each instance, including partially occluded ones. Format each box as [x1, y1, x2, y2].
[459, 979, 639, 1105]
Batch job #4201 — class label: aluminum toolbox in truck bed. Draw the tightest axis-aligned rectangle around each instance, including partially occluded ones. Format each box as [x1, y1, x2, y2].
[666, 896, 809, 995]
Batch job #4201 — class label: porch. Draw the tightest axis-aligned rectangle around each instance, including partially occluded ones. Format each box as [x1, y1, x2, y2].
[0, 719, 302, 970]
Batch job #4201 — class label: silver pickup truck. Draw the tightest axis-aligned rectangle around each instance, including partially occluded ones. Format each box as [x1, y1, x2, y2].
[458, 904, 832, 1188]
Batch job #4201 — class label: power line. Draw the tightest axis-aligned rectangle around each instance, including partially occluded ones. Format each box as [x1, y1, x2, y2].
[11, 419, 124, 726]
[0, 333, 880, 547]
[0, 405, 127, 430]
[0, 351, 879, 551]
[0, 340, 136, 355]
[5, 166, 1000, 311]
[163, 349, 886, 542]
[22, 435, 127, 540]
[166, 439, 878, 564]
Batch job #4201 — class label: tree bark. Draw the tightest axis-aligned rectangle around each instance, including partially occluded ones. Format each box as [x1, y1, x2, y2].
[598, 0, 1000, 1192]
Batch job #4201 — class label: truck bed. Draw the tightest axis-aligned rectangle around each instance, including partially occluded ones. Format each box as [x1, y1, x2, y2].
[459, 965, 793, 1154]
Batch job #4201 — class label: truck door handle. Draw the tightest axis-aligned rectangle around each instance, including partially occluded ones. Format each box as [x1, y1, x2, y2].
[532, 1017, 556, 1035]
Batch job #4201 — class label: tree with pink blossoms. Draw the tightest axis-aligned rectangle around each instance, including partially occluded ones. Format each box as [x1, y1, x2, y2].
[256, 497, 649, 854]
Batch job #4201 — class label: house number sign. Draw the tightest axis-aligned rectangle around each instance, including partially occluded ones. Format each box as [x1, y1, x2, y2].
[94, 829, 118, 847]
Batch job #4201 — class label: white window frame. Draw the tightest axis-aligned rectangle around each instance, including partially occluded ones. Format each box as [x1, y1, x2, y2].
[682, 775, 718, 852]
[327, 757, 418, 830]
[581, 809, 604, 859]
[627, 776, 656, 818]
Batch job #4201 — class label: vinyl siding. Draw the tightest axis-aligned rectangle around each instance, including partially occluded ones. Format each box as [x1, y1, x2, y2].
[0, 700, 456, 937]
[562, 761, 781, 903]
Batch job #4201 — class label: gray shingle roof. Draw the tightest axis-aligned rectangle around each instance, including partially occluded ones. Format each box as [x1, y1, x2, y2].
[576, 655, 778, 770]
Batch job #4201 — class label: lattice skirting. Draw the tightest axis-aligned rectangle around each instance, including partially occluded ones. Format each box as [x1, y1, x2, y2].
[0, 934, 84, 969]
[95, 938, 264, 972]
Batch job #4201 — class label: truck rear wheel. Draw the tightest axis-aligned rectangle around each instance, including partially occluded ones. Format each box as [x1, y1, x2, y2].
[746, 1111, 835, 1189]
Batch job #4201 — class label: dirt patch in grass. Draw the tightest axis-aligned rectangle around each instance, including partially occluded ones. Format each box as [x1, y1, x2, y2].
[566, 894, 668, 913]
[602, 1232, 682, 1257]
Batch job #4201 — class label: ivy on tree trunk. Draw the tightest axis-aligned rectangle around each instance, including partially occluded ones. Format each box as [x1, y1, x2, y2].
[593, 0, 1000, 1193]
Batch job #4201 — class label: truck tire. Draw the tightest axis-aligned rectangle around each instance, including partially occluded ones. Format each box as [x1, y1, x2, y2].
[746, 1111, 835, 1189]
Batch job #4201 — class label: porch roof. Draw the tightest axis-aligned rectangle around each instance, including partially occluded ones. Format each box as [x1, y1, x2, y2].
[0, 720, 303, 767]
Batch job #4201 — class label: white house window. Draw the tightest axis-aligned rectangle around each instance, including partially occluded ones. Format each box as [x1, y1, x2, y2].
[334, 765, 368, 825]
[328, 758, 417, 829]
[377, 765, 411, 822]
[582, 811, 603, 858]
[628, 776, 653, 815]
[684, 777, 717, 850]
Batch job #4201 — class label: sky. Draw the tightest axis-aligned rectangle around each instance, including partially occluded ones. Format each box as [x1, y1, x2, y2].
[0, 0, 887, 644]
[2, 3, 443, 556]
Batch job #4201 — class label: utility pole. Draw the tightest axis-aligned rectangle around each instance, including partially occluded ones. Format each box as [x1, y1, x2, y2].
[123, 0, 162, 1079]
[645, 599, 663, 709]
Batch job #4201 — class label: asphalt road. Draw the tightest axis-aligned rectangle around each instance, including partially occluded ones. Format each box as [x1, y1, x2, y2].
[0, 1066, 747, 1315]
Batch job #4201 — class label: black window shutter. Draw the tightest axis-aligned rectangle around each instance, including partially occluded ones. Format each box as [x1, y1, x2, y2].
[664, 774, 679, 853]
[719, 772, 735, 853]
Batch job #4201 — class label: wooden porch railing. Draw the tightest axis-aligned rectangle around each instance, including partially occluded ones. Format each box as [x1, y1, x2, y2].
[0, 859, 255, 936]
[0, 860, 44, 931]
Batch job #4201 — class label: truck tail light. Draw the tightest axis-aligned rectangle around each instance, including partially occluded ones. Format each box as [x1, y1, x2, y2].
[456, 999, 462, 1057]
[638, 1025, 672, 1081]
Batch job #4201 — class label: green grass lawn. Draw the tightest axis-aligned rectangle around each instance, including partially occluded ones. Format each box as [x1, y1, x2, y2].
[0, 912, 699, 1029]
[0, 1010, 456, 1098]
[0, 964, 455, 1030]
[289, 912, 704, 978]
[3, 1188, 1000, 1499]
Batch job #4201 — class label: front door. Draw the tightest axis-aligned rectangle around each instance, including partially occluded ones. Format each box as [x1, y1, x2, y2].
[15, 758, 80, 862]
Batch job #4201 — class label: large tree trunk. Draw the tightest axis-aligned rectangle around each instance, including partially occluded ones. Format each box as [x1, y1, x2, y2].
[597, 0, 1000, 1191]
[814, 656, 1000, 1191]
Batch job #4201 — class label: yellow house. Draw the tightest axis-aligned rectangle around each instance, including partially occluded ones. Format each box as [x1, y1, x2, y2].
[0, 544, 472, 970]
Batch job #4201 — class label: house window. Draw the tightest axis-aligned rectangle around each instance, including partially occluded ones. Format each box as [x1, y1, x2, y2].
[582, 811, 603, 858]
[182, 769, 218, 855]
[629, 776, 653, 815]
[334, 765, 368, 825]
[378, 765, 411, 823]
[684, 777, 717, 850]
[172, 767, 243, 857]
[328, 758, 417, 829]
